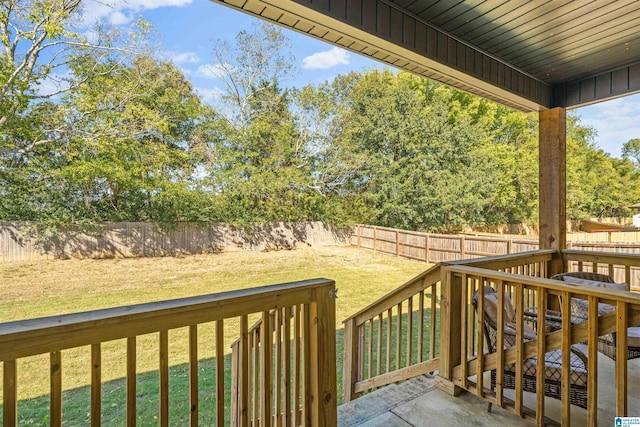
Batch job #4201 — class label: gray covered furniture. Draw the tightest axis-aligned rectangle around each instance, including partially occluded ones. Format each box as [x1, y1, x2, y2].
[472, 286, 588, 409]
[551, 271, 640, 360]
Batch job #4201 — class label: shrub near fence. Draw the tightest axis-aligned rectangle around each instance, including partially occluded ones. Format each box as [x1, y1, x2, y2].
[0, 222, 351, 262]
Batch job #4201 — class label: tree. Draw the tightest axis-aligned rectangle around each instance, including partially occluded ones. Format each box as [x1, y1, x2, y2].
[0, 7, 217, 226]
[622, 138, 640, 168]
[324, 70, 498, 232]
[0, 1, 149, 155]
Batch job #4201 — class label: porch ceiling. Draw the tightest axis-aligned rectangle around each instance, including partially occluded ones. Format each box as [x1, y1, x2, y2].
[212, 0, 640, 112]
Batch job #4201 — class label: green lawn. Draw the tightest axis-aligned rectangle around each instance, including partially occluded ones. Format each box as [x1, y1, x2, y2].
[0, 246, 428, 426]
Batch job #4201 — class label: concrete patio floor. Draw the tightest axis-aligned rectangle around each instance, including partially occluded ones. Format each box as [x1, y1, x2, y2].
[338, 346, 640, 426]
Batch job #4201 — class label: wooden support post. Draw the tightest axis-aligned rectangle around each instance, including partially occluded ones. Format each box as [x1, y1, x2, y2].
[538, 107, 567, 278]
[309, 285, 337, 426]
[438, 266, 462, 395]
[342, 318, 359, 403]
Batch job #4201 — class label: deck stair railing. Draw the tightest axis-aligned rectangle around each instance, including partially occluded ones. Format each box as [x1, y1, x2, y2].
[341, 249, 553, 402]
[0, 278, 337, 427]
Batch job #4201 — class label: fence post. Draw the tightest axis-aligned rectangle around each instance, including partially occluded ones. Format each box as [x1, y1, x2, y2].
[425, 234, 430, 263]
[396, 230, 400, 257]
[373, 227, 377, 252]
[309, 285, 337, 426]
[356, 224, 361, 247]
[507, 239, 513, 254]
[342, 318, 359, 403]
[460, 236, 466, 259]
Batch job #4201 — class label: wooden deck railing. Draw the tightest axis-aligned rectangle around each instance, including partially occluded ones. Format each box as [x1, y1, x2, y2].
[0, 279, 337, 427]
[341, 250, 554, 402]
[439, 260, 640, 425]
[563, 249, 640, 290]
[341, 265, 442, 402]
[229, 306, 305, 425]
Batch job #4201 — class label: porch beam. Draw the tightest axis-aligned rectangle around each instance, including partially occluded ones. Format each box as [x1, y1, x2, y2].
[538, 107, 566, 276]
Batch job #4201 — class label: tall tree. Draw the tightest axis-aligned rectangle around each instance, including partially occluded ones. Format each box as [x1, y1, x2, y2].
[622, 138, 640, 168]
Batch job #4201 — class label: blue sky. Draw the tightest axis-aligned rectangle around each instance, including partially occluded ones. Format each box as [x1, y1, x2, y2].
[84, 0, 640, 158]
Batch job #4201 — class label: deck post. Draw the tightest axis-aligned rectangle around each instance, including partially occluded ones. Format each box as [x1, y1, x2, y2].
[539, 107, 567, 277]
[309, 285, 338, 426]
[437, 265, 462, 394]
[342, 318, 359, 402]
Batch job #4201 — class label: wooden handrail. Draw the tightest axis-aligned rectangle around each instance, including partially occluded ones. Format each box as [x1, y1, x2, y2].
[343, 264, 442, 325]
[563, 249, 640, 267]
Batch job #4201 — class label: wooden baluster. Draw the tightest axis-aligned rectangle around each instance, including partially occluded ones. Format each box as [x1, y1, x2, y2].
[377, 314, 383, 375]
[407, 296, 413, 367]
[127, 337, 136, 426]
[3, 360, 17, 427]
[617, 301, 629, 416]
[418, 290, 425, 363]
[253, 330, 259, 426]
[561, 291, 571, 425]
[239, 315, 249, 427]
[430, 285, 437, 360]
[514, 285, 524, 416]
[302, 304, 312, 426]
[275, 309, 282, 425]
[216, 320, 225, 427]
[91, 344, 101, 426]
[261, 311, 273, 427]
[496, 282, 505, 408]
[587, 295, 599, 426]
[386, 308, 393, 372]
[50, 351, 62, 427]
[293, 306, 301, 426]
[535, 287, 547, 425]
[396, 303, 402, 370]
[189, 325, 198, 427]
[283, 307, 292, 427]
[159, 330, 169, 427]
[367, 319, 373, 379]
[460, 274, 468, 390]
[476, 279, 484, 396]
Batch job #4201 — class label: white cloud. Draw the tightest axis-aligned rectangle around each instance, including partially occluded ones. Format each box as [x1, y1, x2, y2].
[196, 87, 224, 104]
[80, 0, 193, 27]
[108, 11, 131, 26]
[162, 51, 200, 64]
[577, 94, 640, 158]
[196, 63, 230, 79]
[302, 47, 349, 70]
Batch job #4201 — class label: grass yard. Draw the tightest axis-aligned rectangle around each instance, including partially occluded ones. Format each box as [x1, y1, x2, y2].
[0, 246, 428, 426]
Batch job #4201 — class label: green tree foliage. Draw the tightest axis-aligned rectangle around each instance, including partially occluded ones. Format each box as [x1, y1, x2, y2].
[622, 138, 640, 168]
[1, 5, 637, 232]
[203, 23, 343, 224]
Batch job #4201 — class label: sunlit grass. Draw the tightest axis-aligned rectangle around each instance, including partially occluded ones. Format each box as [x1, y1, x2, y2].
[0, 246, 429, 425]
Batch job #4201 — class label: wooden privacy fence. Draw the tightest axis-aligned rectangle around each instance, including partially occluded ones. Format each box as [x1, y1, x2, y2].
[0, 279, 337, 427]
[352, 224, 640, 264]
[0, 221, 351, 262]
